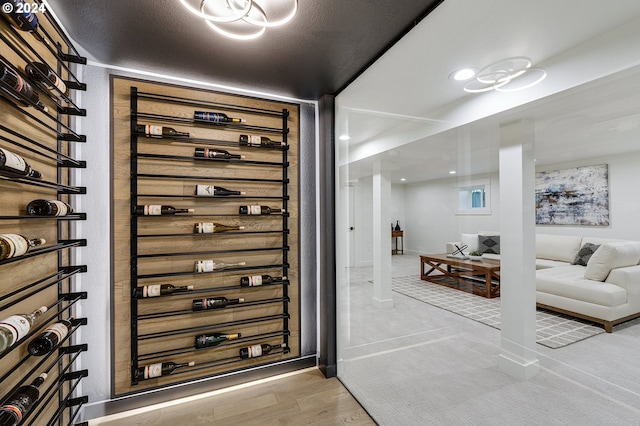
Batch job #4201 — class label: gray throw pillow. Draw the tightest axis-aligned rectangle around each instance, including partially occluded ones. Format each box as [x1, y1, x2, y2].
[572, 243, 601, 266]
[478, 235, 500, 254]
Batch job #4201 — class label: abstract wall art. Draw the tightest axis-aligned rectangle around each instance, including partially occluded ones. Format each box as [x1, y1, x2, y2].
[535, 164, 609, 226]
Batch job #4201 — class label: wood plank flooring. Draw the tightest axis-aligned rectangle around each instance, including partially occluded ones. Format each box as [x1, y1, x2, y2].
[90, 368, 376, 425]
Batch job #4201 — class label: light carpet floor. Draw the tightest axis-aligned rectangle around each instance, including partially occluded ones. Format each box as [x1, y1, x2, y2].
[391, 275, 604, 348]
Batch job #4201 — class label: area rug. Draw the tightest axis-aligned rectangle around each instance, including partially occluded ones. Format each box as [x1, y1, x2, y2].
[391, 275, 605, 348]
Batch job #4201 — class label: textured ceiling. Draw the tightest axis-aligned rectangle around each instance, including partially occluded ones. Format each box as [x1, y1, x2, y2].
[47, 0, 442, 100]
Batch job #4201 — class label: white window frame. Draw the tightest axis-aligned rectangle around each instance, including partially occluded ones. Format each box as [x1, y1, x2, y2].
[456, 178, 491, 215]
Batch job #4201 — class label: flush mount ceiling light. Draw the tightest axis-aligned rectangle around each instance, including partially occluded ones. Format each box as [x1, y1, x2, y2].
[450, 68, 476, 81]
[179, 0, 298, 41]
[463, 57, 546, 93]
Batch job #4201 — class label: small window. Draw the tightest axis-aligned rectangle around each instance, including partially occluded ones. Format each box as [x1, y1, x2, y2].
[457, 179, 491, 215]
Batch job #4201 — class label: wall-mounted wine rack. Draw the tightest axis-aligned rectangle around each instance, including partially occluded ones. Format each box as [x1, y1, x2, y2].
[112, 77, 300, 395]
[0, 1, 88, 425]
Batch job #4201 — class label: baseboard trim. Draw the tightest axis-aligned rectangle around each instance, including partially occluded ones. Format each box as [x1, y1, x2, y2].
[83, 356, 316, 421]
[498, 353, 540, 380]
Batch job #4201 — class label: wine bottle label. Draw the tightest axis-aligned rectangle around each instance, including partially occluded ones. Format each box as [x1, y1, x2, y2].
[143, 363, 163, 379]
[51, 200, 70, 216]
[42, 322, 69, 342]
[247, 344, 263, 358]
[0, 234, 29, 258]
[0, 315, 31, 345]
[143, 285, 161, 297]
[249, 276, 263, 286]
[195, 223, 215, 233]
[196, 185, 216, 196]
[248, 205, 262, 215]
[0, 148, 27, 172]
[144, 205, 162, 215]
[144, 125, 163, 136]
[248, 135, 261, 146]
[195, 260, 214, 272]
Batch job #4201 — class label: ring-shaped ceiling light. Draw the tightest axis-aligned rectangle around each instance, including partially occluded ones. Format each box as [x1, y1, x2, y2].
[180, 0, 298, 40]
[463, 57, 546, 93]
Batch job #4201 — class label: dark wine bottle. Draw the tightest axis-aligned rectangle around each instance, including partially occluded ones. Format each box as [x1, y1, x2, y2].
[3, 0, 50, 46]
[194, 147, 244, 160]
[0, 148, 42, 179]
[240, 275, 287, 287]
[395, 220, 401, 231]
[135, 124, 189, 138]
[192, 297, 244, 311]
[194, 111, 243, 123]
[133, 284, 194, 298]
[239, 205, 285, 215]
[27, 317, 73, 356]
[0, 373, 47, 425]
[0, 62, 48, 111]
[134, 361, 194, 381]
[239, 343, 287, 359]
[196, 184, 245, 197]
[239, 134, 284, 148]
[195, 332, 241, 349]
[134, 205, 194, 215]
[194, 222, 245, 234]
[25, 62, 67, 97]
[26, 199, 73, 216]
[0, 234, 46, 260]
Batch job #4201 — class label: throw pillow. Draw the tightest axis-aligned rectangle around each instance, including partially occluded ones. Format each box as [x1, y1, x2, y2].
[479, 235, 500, 254]
[572, 243, 601, 266]
[460, 233, 479, 253]
[584, 242, 640, 281]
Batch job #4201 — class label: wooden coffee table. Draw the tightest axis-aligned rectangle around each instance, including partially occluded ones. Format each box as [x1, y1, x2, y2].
[420, 254, 500, 298]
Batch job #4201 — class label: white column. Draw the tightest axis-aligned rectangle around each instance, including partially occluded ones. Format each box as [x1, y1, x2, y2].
[498, 120, 540, 380]
[372, 162, 393, 308]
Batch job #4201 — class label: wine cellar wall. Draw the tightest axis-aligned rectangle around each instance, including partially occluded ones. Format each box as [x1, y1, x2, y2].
[0, 2, 88, 425]
[112, 77, 300, 395]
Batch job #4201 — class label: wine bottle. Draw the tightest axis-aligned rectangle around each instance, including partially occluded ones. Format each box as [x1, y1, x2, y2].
[26, 199, 73, 216]
[27, 317, 74, 356]
[133, 284, 194, 298]
[194, 147, 244, 160]
[195, 184, 245, 197]
[134, 361, 194, 381]
[240, 275, 287, 287]
[3, 0, 50, 46]
[0, 234, 46, 260]
[239, 134, 284, 148]
[194, 260, 246, 273]
[239, 205, 285, 215]
[395, 220, 401, 231]
[135, 124, 189, 138]
[194, 111, 243, 123]
[0, 373, 47, 426]
[195, 222, 245, 234]
[25, 62, 67, 97]
[134, 205, 194, 215]
[0, 148, 42, 179]
[0, 62, 48, 111]
[0, 306, 47, 355]
[195, 332, 241, 349]
[192, 297, 244, 311]
[239, 343, 287, 359]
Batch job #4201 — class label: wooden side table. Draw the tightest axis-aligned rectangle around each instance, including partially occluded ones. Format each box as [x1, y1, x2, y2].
[392, 230, 404, 255]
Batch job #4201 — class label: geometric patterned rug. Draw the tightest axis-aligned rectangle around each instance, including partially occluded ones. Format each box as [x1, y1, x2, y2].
[391, 275, 605, 349]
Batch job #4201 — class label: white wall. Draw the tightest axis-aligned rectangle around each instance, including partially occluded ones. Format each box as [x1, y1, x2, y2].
[397, 150, 640, 254]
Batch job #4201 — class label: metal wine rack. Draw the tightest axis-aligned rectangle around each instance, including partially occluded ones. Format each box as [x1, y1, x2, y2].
[128, 87, 293, 388]
[0, 2, 88, 425]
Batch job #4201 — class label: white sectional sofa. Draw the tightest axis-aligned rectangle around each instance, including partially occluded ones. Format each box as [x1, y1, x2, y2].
[446, 233, 640, 332]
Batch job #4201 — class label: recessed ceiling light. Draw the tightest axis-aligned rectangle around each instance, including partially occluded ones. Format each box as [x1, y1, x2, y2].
[400, 178, 406, 182]
[451, 68, 476, 81]
[449, 170, 456, 174]
[339, 134, 350, 141]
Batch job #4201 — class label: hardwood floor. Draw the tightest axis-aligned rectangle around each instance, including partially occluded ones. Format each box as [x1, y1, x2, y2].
[91, 368, 376, 425]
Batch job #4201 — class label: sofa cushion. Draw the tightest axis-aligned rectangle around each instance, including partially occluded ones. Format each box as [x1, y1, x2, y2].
[572, 243, 601, 266]
[479, 235, 500, 254]
[535, 234, 582, 263]
[536, 258, 571, 269]
[584, 242, 640, 281]
[536, 265, 627, 307]
[460, 233, 479, 253]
